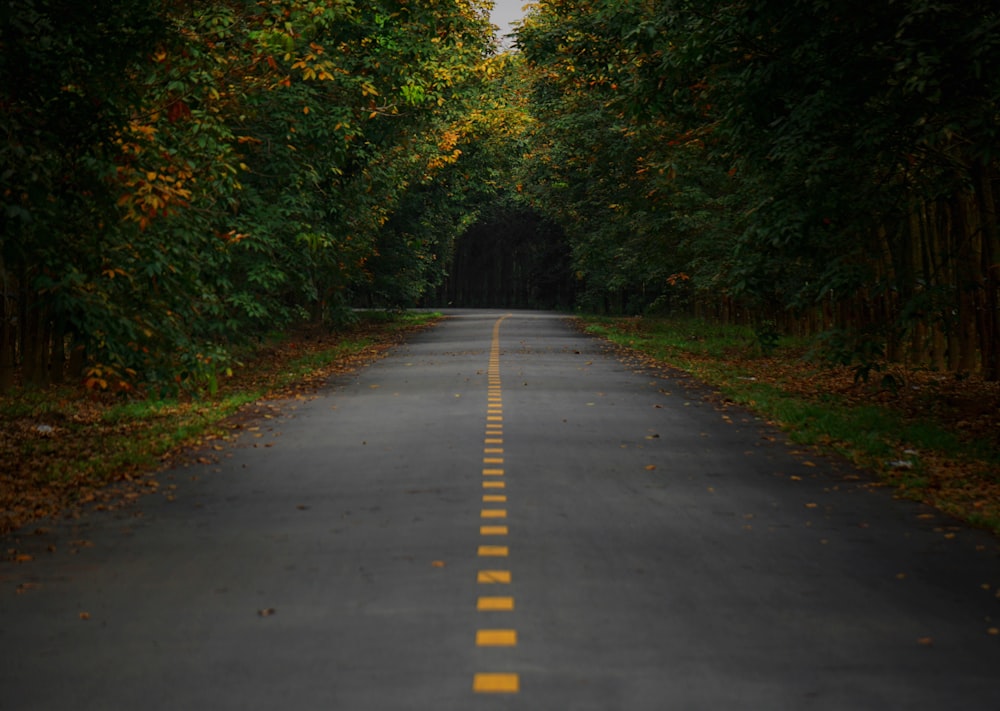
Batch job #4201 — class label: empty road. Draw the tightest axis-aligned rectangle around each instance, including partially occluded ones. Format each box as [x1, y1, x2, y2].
[2, 310, 999, 709]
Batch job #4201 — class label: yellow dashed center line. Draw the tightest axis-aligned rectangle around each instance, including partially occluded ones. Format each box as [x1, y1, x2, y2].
[477, 570, 511, 584]
[474, 673, 520, 693]
[474, 315, 519, 696]
[476, 629, 517, 647]
[477, 596, 515, 611]
[478, 545, 509, 557]
[480, 525, 508, 535]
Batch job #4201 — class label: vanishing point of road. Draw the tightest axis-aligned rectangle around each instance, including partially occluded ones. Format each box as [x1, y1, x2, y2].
[2, 311, 999, 709]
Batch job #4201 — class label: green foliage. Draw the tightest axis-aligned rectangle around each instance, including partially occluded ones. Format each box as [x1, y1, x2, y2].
[515, 0, 1000, 378]
[1, 0, 496, 392]
[7, 0, 999, 392]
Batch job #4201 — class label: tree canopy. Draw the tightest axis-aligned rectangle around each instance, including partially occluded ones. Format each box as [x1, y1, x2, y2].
[2, 0, 999, 388]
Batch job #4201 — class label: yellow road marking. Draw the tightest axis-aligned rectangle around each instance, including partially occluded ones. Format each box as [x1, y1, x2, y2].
[477, 596, 515, 611]
[478, 570, 511, 583]
[474, 316, 519, 696]
[480, 524, 508, 535]
[476, 629, 517, 646]
[473, 673, 519, 693]
[478, 545, 509, 557]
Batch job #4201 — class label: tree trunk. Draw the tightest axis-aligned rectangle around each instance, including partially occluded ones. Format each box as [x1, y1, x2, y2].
[976, 162, 1000, 381]
[0, 261, 14, 393]
[953, 191, 980, 373]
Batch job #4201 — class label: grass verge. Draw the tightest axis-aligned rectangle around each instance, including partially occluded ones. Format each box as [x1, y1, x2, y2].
[581, 315, 1000, 533]
[0, 311, 440, 539]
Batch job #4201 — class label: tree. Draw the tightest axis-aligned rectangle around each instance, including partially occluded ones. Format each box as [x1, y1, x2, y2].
[1, 0, 499, 393]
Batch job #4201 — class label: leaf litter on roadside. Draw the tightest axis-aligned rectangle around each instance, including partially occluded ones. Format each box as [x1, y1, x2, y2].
[0, 316, 441, 546]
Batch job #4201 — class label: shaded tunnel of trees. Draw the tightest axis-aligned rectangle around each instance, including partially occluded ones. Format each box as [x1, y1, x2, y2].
[3, 0, 1000, 390]
[431, 207, 576, 310]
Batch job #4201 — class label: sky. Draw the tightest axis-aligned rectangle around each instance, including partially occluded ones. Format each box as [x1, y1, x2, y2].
[490, 0, 530, 47]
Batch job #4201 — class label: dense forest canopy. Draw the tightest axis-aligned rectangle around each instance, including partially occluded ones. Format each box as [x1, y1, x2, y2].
[2, 0, 999, 391]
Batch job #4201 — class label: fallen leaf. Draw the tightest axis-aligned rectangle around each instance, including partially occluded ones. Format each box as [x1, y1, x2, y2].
[431, 560, 446, 568]
[79, 612, 90, 621]
[644, 464, 656, 471]
[916, 636, 934, 646]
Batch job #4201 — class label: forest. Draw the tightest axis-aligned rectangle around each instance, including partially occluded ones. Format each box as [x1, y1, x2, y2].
[3, 0, 1000, 393]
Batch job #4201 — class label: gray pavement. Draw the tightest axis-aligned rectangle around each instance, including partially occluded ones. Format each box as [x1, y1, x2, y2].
[2, 310, 999, 709]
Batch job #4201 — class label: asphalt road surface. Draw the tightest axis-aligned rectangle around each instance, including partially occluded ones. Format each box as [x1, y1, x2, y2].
[2, 310, 999, 710]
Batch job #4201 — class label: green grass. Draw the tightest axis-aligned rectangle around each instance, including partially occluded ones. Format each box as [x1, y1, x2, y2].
[5, 310, 441, 492]
[581, 314, 998, 483]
